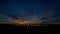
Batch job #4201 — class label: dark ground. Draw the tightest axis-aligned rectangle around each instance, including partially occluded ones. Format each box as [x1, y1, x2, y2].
[0, 24, 60, 32]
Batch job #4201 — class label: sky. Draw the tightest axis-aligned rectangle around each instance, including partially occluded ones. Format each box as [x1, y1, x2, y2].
[0, 0, 60, 23]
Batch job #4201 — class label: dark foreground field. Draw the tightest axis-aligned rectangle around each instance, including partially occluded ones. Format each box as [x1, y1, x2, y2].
[0, 24, 60, 32]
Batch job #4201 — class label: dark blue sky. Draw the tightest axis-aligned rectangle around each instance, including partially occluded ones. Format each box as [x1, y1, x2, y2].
[0, 0, 60, 22]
